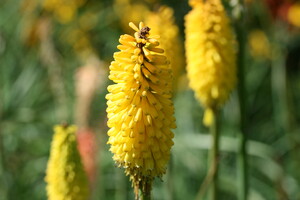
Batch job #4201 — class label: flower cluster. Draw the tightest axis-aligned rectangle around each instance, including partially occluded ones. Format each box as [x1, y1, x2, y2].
[185, 0, 237, 125]
[106, 22, 176, 191]
[45, 125, 89, 200]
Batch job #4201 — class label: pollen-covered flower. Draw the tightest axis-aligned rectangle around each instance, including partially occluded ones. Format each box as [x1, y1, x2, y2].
[45, 124, 89, 200]
[106, 22, 176, 193]
[185, 0, 237, 124]
[145, 6, 185, 92]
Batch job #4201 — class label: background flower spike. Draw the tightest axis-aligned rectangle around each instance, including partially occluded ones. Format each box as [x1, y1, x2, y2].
[45, 124, 89, 200]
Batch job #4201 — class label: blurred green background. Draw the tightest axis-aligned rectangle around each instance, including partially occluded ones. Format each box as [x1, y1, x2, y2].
[1, 0, 300, 199]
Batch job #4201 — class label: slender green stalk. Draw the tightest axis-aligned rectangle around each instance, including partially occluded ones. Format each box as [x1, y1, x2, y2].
[140, 189, 151, 200]
[138, 182, 151, 200]
[209, 109, 220, 200]
[196, 156, 216, 200]
[0, 106, 8, 199]
[237, 132, 247, 200]
[135, 181, 151, 200]
[235, 1, 248, 200]
[166, 155, 174, 200]
[195, 109, 220, 200]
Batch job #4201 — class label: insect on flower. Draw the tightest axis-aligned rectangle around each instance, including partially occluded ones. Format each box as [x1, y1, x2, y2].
[106, 21, 176, 198]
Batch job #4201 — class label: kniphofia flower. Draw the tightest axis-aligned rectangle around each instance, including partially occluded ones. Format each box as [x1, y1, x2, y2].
[145, 6, 185, 92]
[185, 0, 237, 125]
[45, 124, 89, 200]
[106, 22, 176, 195]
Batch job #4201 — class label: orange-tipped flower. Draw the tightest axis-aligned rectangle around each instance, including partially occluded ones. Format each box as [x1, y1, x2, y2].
[45, 124, 89, 200]
[185, 0, 237, 125]
[77, 128, 98, 186]
[106, 22, 176, 193]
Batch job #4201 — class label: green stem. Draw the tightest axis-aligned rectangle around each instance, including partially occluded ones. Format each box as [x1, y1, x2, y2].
[166, 155, 173, 200]
[139, 184, 151, 200]
[0, 106, 7, 199]
[209, 109, 220, 200]
[135, 180, 151, 200]
[140, 190, 151, 200]
[235, 1, 248, 199]
[237, 131, 247, 200]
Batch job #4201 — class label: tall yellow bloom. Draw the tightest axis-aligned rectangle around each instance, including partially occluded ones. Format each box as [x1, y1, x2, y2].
[145, 6, 185, 92]
[185, 0, 237, 125]
[106, 22, 176, 194]
[45, 124, 89, 200]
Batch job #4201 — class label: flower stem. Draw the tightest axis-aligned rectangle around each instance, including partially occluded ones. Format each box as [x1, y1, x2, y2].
[140, 190, 151, 200]
[209, 108, 220, 200]
[0, 122, 8, 199]
[135, 181, 151, 200]
[166, 155, 174, 200]
[234, 1, 248, 199]
[139, 184, 151, 200]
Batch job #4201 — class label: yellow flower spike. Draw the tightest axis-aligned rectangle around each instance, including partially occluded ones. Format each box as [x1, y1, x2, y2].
[107, 22, 176, 197]
[45, 124, 89, 200]
[185, 0, 237, 125]
[145, 6, 185, 93]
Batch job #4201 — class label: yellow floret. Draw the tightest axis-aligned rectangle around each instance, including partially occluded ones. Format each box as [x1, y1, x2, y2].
[185, 0, 237, 123]
[106, 22, 176, 191]
[45, 124, 89, 200]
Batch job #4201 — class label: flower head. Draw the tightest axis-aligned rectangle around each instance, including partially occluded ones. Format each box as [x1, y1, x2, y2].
[45, 124, 89, 200]
[106, 22, 176, 193]
[185, 0, 237, 125]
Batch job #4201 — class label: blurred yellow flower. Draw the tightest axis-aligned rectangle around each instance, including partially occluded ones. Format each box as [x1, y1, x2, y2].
[185, 0, 237, 125]
[79, 12, 98, 31]
[106, 22, 176, 192]
[114, 0, 150, 32]
[288, 3, 300, 27]
[54, 4, 76, 24]
[248, 30, 271, 59]
[145, 6, 185, 92]
[42, 0, 86, 24]
[45, 124, 89, 200]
